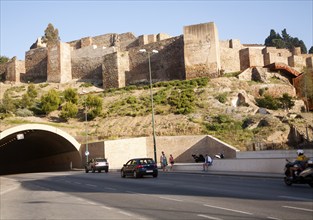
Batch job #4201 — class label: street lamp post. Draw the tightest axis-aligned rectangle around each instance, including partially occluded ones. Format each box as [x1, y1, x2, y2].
[83, 92, 89, 163]
[139, 49, 158, 163]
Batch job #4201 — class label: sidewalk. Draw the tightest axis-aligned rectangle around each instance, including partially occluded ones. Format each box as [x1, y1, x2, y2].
[168, 169, 283, 179]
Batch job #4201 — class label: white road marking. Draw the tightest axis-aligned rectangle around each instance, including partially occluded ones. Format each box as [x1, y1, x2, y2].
[203, 204, 253, 215]
[0, 185, 19, 195]
[283, 205, 313, 212]
[197, 214, 223, 220]
[86, 184, 96, 187]
[267, 217, 281, 220]
[101, 205, 112, 210]
[87, 201, 97, 205]
[279, 195, 313, 201]
[118, 211, 133, 217]
[159, 196, 183, 202]
[125, 191, 149, 196]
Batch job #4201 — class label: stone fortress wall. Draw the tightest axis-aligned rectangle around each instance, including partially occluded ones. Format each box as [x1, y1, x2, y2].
[1, 21, 313, 90]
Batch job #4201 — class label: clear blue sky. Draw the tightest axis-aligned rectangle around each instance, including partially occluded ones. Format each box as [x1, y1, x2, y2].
[1, 0, 312, 60]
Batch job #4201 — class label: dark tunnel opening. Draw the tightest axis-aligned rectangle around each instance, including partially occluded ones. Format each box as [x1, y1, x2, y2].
[0, 129, 82, 175]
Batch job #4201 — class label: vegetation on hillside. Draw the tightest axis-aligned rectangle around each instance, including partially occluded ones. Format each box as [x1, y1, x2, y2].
[1, 75, 310, 151]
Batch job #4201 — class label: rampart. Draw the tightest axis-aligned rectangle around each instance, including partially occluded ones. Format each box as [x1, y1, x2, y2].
[1, 21, 312, 95]
[24, 47, 47, 82]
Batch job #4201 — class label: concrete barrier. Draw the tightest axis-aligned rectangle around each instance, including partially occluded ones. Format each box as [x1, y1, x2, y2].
[173, 149, 313, 174]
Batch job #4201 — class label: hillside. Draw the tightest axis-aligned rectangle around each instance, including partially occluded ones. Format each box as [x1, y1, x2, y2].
[0, 71, 312, 151]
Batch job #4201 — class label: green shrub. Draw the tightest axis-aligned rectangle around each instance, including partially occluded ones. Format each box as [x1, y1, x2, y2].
[15, 108, 34, 117]
[215, 93, 228, 103]
[40, 89, 61, 114]
[256, 95, 281, 110]
[63, 88, 78, 104]
[60, 102, 78, 120]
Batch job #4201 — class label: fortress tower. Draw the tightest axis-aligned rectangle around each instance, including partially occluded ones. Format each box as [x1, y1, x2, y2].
[183, 22, 221, 79]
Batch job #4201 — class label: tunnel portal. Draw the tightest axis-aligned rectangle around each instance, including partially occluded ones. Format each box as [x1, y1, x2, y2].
[0, 124, 82, 175]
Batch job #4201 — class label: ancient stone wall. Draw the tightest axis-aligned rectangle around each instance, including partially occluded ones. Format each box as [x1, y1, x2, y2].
[102, 51, 129, 89]
[25, 47, 47, 82]
[71, 46, 115, 81]
[126, 36, 185, 85]
[0, 63, 6, 80]
[239, 48, 250, 71]
[306, 57, 313, 68]
[239, 48, 264, 70]
[184, 22, 221, 79]
[5, 59, 25, 82]
[219, 40, 241, 73]
[47, 42, 72, 83]
[288, 55, 306, 71]
[68, 32, 137, 51]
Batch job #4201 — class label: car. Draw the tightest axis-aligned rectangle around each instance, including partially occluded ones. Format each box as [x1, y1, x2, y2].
[85, 158, 109, 173]
[121, 158, 158, 178]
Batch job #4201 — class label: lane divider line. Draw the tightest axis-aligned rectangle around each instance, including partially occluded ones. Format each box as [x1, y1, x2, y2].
[197, 214, 223, 220]
[118, 211, 133, 217]
[159, 196, 183, 202]
[282, 206, 313, 212]
[203, 204, 253, 215]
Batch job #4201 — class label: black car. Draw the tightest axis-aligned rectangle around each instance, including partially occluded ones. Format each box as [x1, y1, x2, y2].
[85, 158, 109, 173]
[121, 158, 158, 178]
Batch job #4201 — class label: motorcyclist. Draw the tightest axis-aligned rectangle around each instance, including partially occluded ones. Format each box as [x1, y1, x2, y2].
[288, 149, 309, 178]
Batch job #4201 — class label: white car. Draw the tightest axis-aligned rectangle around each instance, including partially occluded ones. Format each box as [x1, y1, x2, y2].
[85, 158, 109, 173]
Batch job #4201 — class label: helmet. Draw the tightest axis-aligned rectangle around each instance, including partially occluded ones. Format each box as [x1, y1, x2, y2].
[297, 149, 304, 156]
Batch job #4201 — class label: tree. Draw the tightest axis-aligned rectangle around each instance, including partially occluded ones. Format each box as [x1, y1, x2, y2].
[41, 23, 60, 46]
[27, 83, 38, 99]
[84, 94, 103, 120]
[1, 90, 16, 113]
[0, 56, 9, 64]
[308, 46, 313, 54]
[40, 89, 61, 114]
[264, 29, 307, 53]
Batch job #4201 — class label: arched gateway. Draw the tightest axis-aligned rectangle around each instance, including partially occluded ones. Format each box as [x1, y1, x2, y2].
[0, 124, 82, 175]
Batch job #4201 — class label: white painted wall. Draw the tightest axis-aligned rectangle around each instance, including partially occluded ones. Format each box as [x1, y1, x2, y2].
[105, 137, 147, 169]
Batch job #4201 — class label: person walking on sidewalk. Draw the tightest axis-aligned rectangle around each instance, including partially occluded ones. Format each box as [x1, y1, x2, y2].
[202, 154, 212, 171]
[160, 151, 168, 172]
[169, 154, 175, 171]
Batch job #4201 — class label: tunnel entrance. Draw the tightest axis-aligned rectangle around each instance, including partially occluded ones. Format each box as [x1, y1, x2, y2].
[0, 124, 82, 175]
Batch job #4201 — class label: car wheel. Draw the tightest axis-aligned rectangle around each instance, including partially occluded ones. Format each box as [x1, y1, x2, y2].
[98, 170, 101, 173]
[153, 173, 158, 178]
[85, 169, 89, 173]
[105, 169, 108, 173]
[121, 170, 126, 178]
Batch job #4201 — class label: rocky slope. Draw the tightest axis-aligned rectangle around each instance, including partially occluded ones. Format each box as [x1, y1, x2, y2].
[0, 68, 312, 151]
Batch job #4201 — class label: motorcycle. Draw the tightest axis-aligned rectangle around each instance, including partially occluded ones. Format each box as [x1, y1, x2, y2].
[284, 158, 313, 188]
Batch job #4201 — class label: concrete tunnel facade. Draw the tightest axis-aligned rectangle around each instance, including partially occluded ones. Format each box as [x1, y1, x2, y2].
[0, 124, 82, 175]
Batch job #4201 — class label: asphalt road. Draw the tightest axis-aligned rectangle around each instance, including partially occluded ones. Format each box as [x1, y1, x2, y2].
[1, 171, 312, 220]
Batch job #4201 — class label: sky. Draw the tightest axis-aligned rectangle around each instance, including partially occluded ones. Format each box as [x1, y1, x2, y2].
[1, 0, 312, 60]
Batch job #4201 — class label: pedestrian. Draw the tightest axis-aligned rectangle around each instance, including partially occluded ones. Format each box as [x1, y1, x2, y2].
[169, 154, 174, 171]
[202, 154, 212, 171]
[160, 151, 168, 172]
